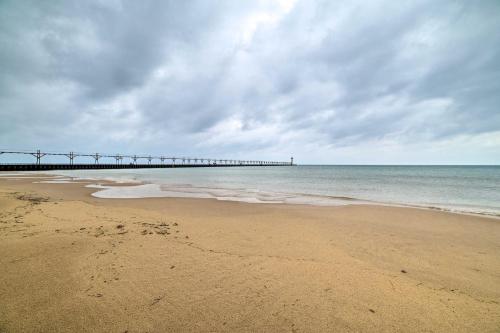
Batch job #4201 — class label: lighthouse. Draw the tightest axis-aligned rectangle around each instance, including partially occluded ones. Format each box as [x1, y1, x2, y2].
[290, 156, 294, 165]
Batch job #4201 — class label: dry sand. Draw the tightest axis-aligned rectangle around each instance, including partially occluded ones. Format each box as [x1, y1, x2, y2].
[0, 175, 499, 332]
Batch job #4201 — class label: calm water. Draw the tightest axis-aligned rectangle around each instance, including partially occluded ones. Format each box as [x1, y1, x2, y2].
[48, 165, 500, 216]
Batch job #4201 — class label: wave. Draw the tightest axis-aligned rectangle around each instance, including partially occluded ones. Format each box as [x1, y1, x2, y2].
[83, 183, 500, 217]
[86, 182, 500, 218]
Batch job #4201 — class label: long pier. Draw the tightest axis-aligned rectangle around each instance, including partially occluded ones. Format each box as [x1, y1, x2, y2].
[0, 150, 294, 171]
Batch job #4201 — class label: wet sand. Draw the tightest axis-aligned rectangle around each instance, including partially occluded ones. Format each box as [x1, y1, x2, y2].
[0, 175, 499, 332]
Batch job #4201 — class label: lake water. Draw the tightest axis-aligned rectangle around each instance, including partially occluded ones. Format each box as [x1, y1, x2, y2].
[46, 165, 500, 216]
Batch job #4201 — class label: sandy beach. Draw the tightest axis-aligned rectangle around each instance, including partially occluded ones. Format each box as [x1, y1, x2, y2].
[1, 175, 499, 332]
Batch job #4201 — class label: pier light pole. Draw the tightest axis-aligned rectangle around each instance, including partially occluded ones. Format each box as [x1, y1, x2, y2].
[31, 150, 46, 165]
[133, 155, 138, 165]
[94, 153, 100, 164]
[148, 156, 152, 165]
[64, 151, 75, 165]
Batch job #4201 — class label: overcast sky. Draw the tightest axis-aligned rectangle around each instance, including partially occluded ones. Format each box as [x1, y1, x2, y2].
[1, 0, 499, 164]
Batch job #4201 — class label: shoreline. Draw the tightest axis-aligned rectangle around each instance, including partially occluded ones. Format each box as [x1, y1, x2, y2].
[1, 175, 500, 332]
[3, 172, 499, 220]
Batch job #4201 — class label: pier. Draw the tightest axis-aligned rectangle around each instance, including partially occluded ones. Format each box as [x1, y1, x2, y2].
[0, 150, 294, 171]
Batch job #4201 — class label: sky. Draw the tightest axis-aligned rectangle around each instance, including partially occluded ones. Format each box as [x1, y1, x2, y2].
[1, 0, 499, 164]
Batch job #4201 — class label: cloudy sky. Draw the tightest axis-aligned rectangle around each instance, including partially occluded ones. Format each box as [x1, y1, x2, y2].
[1, 0, 499, 164]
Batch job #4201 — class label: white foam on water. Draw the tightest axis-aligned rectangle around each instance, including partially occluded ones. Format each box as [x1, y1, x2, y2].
[35, 179, 80, 184]
[87, 182, 369, 206]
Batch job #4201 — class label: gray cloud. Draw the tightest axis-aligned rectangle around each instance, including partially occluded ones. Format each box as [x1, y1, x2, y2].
[1, 0, 499, 163]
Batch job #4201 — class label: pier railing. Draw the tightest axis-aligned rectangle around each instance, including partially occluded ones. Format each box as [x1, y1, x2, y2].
[0, 150, 294, 171]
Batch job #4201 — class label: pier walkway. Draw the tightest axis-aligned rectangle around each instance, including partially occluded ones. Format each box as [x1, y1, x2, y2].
[0, 150, 294, 171]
